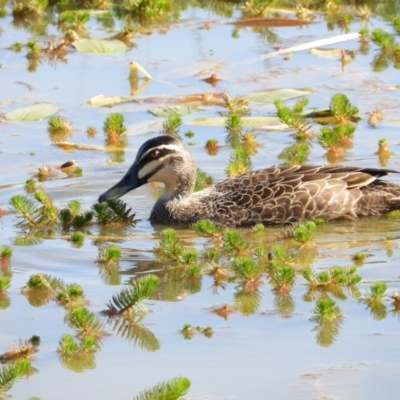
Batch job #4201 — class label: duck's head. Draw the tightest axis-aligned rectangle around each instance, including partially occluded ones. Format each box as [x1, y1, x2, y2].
[99, 135, 196, 202]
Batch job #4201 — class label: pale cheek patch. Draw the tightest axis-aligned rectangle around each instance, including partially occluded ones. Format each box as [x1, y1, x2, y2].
[148, 167, 177, 186]
[138, 160, 161, 179]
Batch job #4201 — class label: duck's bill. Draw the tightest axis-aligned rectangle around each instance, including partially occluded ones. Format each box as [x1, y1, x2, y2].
[98, 166, 143, 202]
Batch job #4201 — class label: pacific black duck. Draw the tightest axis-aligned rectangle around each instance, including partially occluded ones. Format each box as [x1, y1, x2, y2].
[99, 135, 400, 226]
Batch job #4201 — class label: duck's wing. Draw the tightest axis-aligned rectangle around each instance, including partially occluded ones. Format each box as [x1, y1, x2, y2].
[215, 165, 397, 193]
[212, 169, 397, 226]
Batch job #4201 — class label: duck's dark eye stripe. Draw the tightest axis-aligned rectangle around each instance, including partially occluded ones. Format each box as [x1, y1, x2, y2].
[139, 148, 175, 166]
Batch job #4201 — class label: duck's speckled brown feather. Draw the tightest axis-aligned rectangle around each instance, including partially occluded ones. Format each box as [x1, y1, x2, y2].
[98, 136, 400, 226]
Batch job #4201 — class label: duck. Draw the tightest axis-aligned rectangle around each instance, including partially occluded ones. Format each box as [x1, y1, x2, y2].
[99, 135, 400, 226]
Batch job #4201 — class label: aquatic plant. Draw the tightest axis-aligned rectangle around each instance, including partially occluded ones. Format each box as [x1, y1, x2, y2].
[0, 358, 32, 397]
[0, 245, 12, 268]
[92, 199, 136, 224]
[56, 283, 86, 307]
[97, 245, 122, 265]
[9, 193, 59, 228]
[180, 324, 212, 339]
[278, 141, 310, 165]
[190, 219, 219, 237]
[329, 93, 359, 123]
[271, 265, 296, 293]
[275, 97, 313, 138]
[302, 266, 361, 288]
[312, 297, 343, 322]
[154, 229, 183, 260]
[0, 336, 40, 364]
[184, 130, 194, 138]
[362, 281, 387, 303]
[0, 276, 11, 293]
[66, 307, 107, 339]
[57, 333, 97, 355]
[194, 168, 213, 192]
[178, 248, 198, 266]
[161, 112, 182, 136]
[224, 94, 248, 116]
[317, 123, 356, 152]
[279, 220, 316, 245]
[102, 274, 159, 317]
[133, 376, 191, 400]
[205, 138, 219, 155]
[86, 125, 97, 138]
[221, 229, 249, 253]
[103, 113, 127, 145]
[225, 113, 243, 147]
[232, 256, 264, 286]
[69, 231, 84, 244]
[226, 147, 252, 177]
[48, 116, 73, 133]
[25, 178, 36, 193]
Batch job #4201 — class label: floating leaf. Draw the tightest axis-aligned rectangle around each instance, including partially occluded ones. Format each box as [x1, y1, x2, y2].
[148, 105, 204, 118]
[5, 103, 59, 121]
[83, 94, 134, 107]
[189, 116, 288, 130]
[245, 89, 311, 103]
[73, 39, 127, 54]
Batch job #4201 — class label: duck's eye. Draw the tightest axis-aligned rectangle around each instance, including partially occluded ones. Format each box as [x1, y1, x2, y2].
[150, 150, 160, 158]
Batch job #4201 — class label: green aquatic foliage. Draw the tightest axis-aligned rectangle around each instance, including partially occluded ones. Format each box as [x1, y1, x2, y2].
[58, 10, 90, 31]
[133, 376, 191, 400]
[0, 245, 12, 263]
[178, 248, 198, 266]
[226, 147, 252, 177]
[278, 141, 310, 166]
[25, 178, 36, 193]
[393, 17, 400, 35]
[190, 219, 220, 237]
[371, 28, 397, 49]
[0, 359, 31, 396]
[103, 274, 160, 317]
[0, 276, 11, 292]
[97, 245, 122, 265]
[275, 98, 312, 137]
[0, 336, 40, 364]
[185, 265, 202, 279]
[154, 229, 183, 260]
[65, 307, 107, 339]
[92, 199, 136, 224]
[57, 333, 97, 355]
[280, 220, 316, 244]
[47, 116, 73, 132]
[103, 113, 127, 136]
[225, 113, 243, 147]
[232, 256, 264, 284]
[329, 93, 359, 123]
[10, 193, 59, 228]
[362, 281, 387, 303]
[69, 231, 84, 244]
[24, 274, 64, 291]
[56, 283, 86, 307]
[302, 266, 361, 288]
[222, 229, 249, 253]
[224, 94, 249, 116]
[271, 265, 296, 292]
[312, 297, 343, 323]
[161, 112, 182, 136]
[317, 123, 356, 150]
[194, 168, 213, 192]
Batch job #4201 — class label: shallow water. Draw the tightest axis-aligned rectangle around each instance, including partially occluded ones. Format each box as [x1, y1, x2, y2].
[1, 2, 400, 399]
